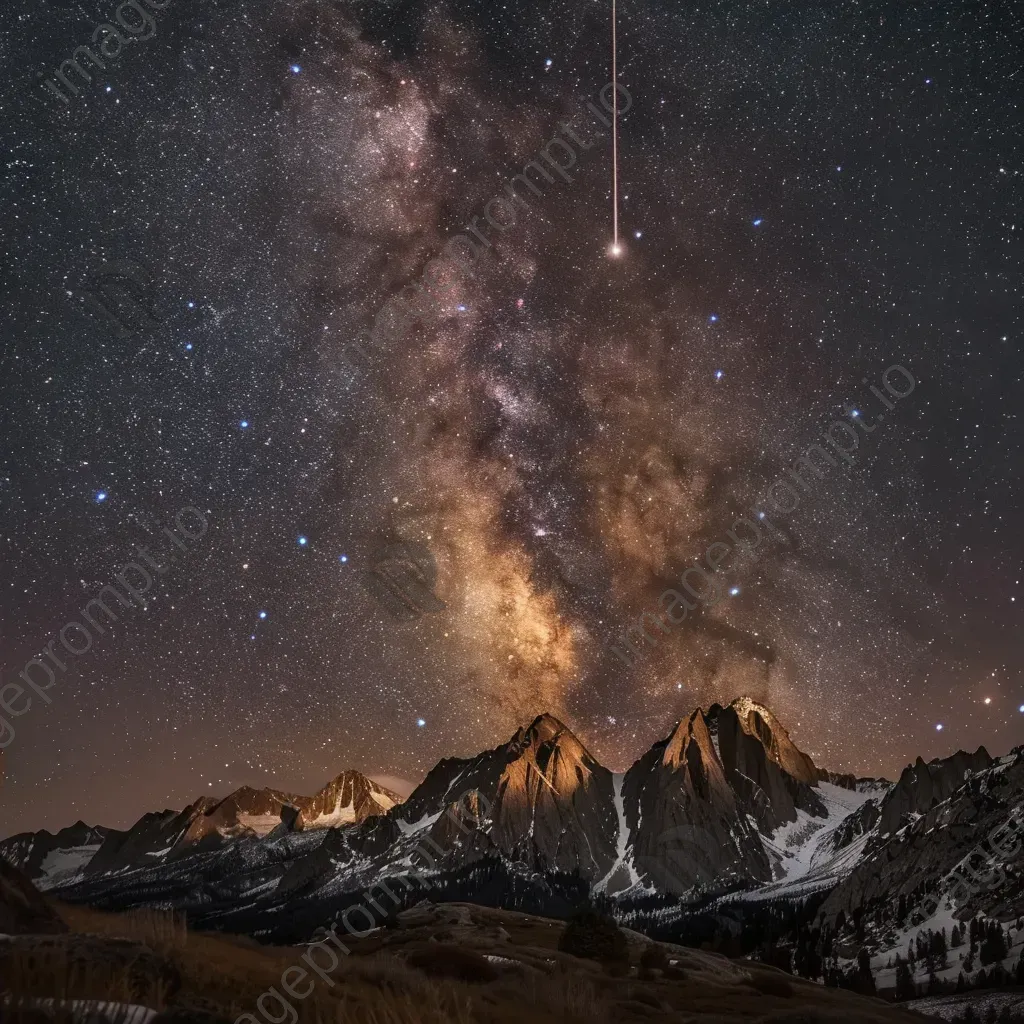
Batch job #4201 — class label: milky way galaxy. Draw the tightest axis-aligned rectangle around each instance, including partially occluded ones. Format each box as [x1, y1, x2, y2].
[0, 0, 1020, 833]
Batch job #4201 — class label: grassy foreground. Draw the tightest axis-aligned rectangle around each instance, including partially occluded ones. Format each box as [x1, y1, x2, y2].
[0, 899, 940, 1023]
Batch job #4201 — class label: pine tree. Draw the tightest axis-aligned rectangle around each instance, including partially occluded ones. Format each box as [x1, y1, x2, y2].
[980, 923, 1008, 967]
[956, 970, 966, 993]
[894, 956, 916, 1001]
[856, 948, 876, 994]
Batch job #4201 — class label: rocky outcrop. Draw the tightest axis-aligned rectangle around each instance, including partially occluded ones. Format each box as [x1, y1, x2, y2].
[818, 748, 1022, 928]
[0, 855, 67, 934]
[623, 709, 772, 893]
[875, 747, 993, 836]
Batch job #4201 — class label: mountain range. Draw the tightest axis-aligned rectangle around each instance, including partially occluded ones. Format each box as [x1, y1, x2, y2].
[2, 696, 1020, 985]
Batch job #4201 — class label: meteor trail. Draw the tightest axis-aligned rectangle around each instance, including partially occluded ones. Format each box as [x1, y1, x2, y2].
[609, 0, 622, 257]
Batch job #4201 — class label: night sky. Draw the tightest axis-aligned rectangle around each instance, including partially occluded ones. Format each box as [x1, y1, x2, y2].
[0, 0, 1021, 837]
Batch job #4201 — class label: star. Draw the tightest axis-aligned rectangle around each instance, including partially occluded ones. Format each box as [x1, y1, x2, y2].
[290, 64, 301, 75]
[259, 611, 268, 620]
[416, 718, 426, 728]
[240, 420, 249, 429]
[297, 536, 308, 546]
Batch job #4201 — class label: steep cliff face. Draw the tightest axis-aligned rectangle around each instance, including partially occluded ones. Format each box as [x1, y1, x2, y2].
[490, 715, 618, 879]
[623, 709, 773, 894]
[712, 698, 827, 832]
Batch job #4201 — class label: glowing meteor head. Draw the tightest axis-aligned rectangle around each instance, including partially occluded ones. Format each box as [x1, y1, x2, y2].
[609, 242, 624, 258]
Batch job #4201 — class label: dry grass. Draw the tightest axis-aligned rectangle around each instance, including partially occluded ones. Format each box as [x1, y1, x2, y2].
[0, 939, 173, 1009]
[523, 971, 610, 1023]
[58, 904, 188, 954]
[0, 900, 937, 1024]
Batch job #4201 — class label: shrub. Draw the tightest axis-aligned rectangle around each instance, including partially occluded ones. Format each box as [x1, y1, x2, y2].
[558, 909, 629, 964]
[640, 944, 670, 970]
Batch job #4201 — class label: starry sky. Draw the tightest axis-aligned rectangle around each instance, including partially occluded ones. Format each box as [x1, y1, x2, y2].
[0, 0, 1021, 837]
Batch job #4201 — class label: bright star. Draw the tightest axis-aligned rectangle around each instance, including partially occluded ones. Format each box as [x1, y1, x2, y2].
[187, 301, 195, 309]
[259, 611, 267, 620]
[457, 304, 467, 311]
[185, 343, 193, 351]
[416, 718, 426, 727]
[729, 587, 740, 596]
[290, 64, 301, 74]
[715, 370, 724, 380]
[609, 243, 623, 257]
[545, 58, 553, 67]
[1019, 705, 1024, 714]
[709, 314, 718, 323]
[240, 420, 249, 429]
[852, 409, 860, 417]
[338, 554, 348, 563]
[936, 723, 944, 731]
[297, 536, 308, 546]
[753, 218, 762, 226]
[95, 491, 107, 503]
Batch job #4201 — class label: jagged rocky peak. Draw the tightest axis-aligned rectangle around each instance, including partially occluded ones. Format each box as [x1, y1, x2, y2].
[875, 745, 994, 835]
[725, 696, 820, 783]
[497, 713, 610, 811]
[304, 770, 402, 827]
[483, 714, 618, 880]
[660, 709, 724, 783]
[622, 708, 772, 894]
[716, 696, 826, 829]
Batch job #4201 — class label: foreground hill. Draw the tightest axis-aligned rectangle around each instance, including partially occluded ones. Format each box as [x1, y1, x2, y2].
[1, 881, 943, 1023]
